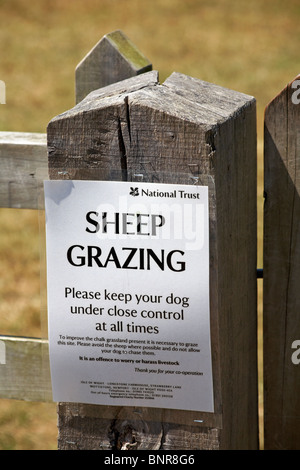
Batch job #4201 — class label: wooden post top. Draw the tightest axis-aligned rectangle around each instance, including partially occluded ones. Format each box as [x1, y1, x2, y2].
[75, 30, 152, 104]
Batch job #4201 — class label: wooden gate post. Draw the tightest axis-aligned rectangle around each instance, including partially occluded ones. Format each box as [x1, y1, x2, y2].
[75, 30, 152, 104]
[47, 68, 258, 450]
[264, 75, 300, 449]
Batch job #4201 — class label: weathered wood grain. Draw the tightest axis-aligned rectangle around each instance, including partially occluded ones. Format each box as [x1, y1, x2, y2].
[75, 30, 152, 104]
[263, 75, 300, 450]
[0, 131, 47, 208]
[0, 336, 52, 402]
[48, 69, 257, 450]
[165, 72, 258, 450]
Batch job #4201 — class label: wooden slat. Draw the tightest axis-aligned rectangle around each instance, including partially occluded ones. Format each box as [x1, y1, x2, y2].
[0, 336, 52, 402]
[0, 131, 47, 209]
[75, 30, 152, 104]
[263, 75, 300, 449]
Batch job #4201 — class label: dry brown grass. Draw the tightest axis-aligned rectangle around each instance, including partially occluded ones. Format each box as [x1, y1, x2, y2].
[1, 0, 300, 449]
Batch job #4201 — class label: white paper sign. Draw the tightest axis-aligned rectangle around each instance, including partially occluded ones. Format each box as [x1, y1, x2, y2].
[44, 180, 214, 412]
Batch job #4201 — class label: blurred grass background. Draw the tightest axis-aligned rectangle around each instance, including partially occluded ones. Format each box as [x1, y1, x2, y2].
[0, 0, 300, 450]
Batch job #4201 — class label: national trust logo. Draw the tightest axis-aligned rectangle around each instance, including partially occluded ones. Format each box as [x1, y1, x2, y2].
[129, 187, 139, 197]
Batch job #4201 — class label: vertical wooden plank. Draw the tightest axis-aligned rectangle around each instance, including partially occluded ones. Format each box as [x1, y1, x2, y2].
[264, 75, 300, 449]
[47, 70, 257, 450]
[75, 30, 152, 104]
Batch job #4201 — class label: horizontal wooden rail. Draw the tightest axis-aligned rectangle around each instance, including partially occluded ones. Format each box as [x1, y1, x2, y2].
[0, 132, 50, 401]
[0, 131, 47, 209]
[0, 336, 52, 402]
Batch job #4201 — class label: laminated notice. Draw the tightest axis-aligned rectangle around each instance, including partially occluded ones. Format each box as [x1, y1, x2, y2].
[44, 179, 214, 412]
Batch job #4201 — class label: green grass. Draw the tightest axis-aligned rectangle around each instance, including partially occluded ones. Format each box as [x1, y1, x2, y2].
[1, 0, 300, 449]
